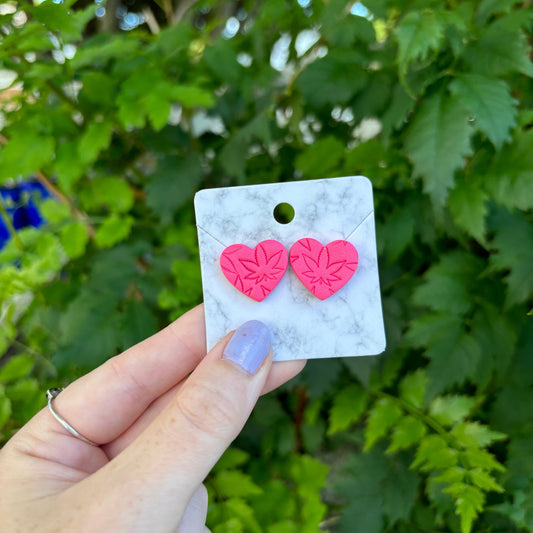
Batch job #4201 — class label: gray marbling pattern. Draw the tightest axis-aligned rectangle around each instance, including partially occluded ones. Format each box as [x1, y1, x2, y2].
[194, 176, 386, 361]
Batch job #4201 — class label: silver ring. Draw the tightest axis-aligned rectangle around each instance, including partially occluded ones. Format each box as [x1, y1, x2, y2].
[46, 388, 99, 447]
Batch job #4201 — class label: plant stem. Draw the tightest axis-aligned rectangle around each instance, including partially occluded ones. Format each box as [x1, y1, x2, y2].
[378, 390, 458, 447]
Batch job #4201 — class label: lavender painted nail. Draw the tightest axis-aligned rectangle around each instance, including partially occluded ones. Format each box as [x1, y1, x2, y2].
[223, 320, 271, 374]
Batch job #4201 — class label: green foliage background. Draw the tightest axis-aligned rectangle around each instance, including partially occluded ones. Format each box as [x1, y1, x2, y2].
[1, 0, 533, 531]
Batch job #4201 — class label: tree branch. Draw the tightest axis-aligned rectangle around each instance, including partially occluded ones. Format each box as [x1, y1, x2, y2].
[172, 0, 199, 24]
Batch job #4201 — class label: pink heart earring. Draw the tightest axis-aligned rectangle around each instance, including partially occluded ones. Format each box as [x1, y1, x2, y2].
[220, 240, 288, 302]
[289, 238, 358, 300]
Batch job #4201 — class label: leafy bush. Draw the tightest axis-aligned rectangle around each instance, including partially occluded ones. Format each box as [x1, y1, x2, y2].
[1, 0, 532, 531]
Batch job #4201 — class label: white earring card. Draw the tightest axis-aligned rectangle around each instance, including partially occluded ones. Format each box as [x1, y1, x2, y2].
[194, 176, 386, 361]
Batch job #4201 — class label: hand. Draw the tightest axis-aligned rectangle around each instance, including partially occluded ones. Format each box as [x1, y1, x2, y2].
[0, 305, 306, 532]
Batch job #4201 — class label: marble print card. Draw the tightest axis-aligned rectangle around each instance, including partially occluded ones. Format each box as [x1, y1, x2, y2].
[194, 176, 386, 361]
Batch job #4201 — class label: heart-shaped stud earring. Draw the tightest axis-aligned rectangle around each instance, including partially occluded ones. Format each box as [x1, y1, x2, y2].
[220, 240, 288, 302]
[289, 238, 358, 300]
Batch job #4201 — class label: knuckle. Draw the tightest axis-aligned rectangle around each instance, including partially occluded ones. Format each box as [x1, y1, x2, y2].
[106, 355, 147, 405]
[174, 381, 241, 440]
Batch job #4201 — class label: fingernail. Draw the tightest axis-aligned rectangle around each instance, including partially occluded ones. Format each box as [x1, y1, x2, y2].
[223, 320, 271, 374]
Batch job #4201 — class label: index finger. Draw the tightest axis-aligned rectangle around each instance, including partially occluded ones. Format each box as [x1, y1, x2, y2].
[33, 304, 207, 446]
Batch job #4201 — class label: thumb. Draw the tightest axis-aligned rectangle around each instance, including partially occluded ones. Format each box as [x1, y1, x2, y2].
[80, 320, 272, 531]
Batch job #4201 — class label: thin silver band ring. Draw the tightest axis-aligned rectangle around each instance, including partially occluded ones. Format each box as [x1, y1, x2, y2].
[46, 388, 99, 447]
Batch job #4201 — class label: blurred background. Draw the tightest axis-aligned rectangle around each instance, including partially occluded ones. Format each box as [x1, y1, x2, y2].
[1, 0, 532, 531]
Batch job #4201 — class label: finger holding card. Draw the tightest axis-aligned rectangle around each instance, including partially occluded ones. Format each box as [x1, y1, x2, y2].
[195, 176, 386, 361]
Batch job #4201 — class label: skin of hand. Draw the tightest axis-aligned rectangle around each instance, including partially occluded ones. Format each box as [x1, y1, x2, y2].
[0, 305, 306, 533]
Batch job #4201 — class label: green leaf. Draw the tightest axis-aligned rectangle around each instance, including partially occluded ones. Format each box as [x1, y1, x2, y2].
[27, 1, 83, 41]
[117, 94, 146, 129]
[462, 448, 505, 472]
[426, 332, 483, 398]
[203, 38, 242, 84]
[364, 397, 403, 451]
[59, 221, 89, 259]
[468, 469, 504, 493]
[94, 215, 134, 249]
[295, 136, 345, 179]
[381, 84, 416, 140]
[302, 418, 326, 453]
[382, 460, 419, 525]
[489, 208, 533, 306]
[0, 389, 12, 430]
[39, 200, 71, 224]
[145, 153, 203, 225]
[328, 383, 368, 435]
[295, 50, 368, 107]
[522, 489, 533, 531]
[387, 415, 427, 453]
[339, 496, 383, 533]
[219, 113, 271, 179]
[324, 13, 376, 47]
[485, 129, 533, 211]
[443, 483, 484, 533]
[212, 470, 262, 498]
[301, 359, 343, 399]
[352, 72, 392, 120]
[412, 435, 458, 471]
[118, 300, 158, 350]
[266, 522, 299, 533]
[0, 22, 52, 54]
[53, 290, 121, 368]
[406, 312, 462, 349]
[336, 448, 389, 533]
[250, 479, 296, 526]
[433, 466, 465, 485]
[412, 252, 480, 316]
[6, 378, 43, 424]
[168, 85, 216, 108]
[54, 140, 86, 193]
[476, 0, 522, 25]
[490, 490, 528, 529]
[213, 518, 244, 533]
[0, 354, 34, 382]
[399, 369, 427, 409]
[213, 448, 250, 472]
[222, 498, 261, 533]
[449, 74, 517, 148]
[301, 497, 328, 531]
[79, 177, 134, 214]
[451, 422, 506, 448]
[290, 455, 329, 500]
[462, 19, 533, 77]
[344, 138, 386, 179]
[154, 22, 194, 56]
[448, 178, 488, 242]
[80, 71, 116, 107]
[396, 10, 444, 77]
[116, 68, 168, 129]
[429, 395, 479, 427]
[0, 134, 55, 183]
[70, 34, 140, 69]
[404, 91, 472, 205]
[377, 202, 417, 263]
[491, 385, 533, 434]
[144, 87, 172, 131]
[78, 120, 113, 164]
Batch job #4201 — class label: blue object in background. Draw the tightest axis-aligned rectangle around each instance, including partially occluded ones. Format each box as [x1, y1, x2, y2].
[0, 214, 9, 245]
[0, 180, 51, 249]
